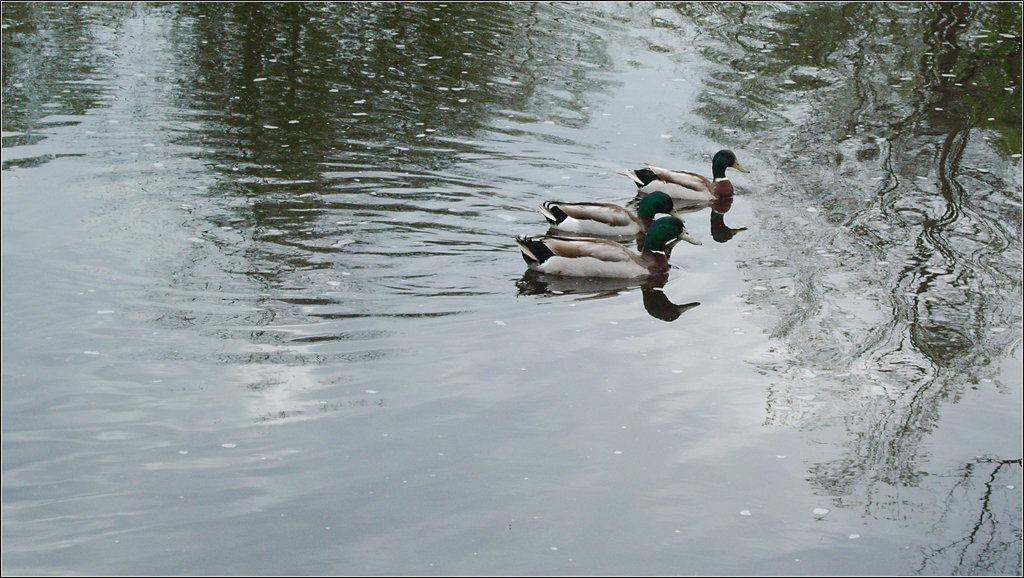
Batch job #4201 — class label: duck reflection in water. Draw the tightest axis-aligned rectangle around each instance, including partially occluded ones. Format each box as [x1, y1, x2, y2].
[515, 272, 700, 322]
[708, 197, 747, 243]
[633, 195, 747, 249]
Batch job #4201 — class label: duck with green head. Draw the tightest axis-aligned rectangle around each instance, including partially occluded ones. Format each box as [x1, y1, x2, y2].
[625, 149, 749, 202]
[538, 191, 679, 237]
[515, 215, 701, 278]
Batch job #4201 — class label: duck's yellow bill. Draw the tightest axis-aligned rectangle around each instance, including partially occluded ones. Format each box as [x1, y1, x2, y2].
[681, 231, 702, 246]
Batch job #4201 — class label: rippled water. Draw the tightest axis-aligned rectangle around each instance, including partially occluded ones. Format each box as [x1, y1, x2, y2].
[2, 2, 1021, 575]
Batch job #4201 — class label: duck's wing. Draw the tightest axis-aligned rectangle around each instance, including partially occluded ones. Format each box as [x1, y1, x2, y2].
[543, 202, 636, 227]
[541, 236, 635, 262]
[645, 165, 712, 191]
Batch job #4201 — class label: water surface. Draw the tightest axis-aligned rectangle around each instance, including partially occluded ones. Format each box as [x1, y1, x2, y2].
[2, 2, 1021, 575]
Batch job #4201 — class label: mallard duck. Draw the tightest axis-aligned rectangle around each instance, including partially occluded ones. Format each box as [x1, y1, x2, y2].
[515, 215, 701, 278]
[538, 191, 678, 237]
[625, 149, 749, 202]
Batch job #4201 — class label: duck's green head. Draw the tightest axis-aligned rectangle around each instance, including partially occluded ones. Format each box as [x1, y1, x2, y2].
[712, 149, 749, 179]
[635, 191, 679, 219]
[642, 215, 701, 252]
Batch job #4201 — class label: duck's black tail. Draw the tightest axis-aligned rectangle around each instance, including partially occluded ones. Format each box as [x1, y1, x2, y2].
[630, 168, 655, 186]
[515, 236, 554, 265]
[625, 168, 659, 188]
[538, 202, 568, 226]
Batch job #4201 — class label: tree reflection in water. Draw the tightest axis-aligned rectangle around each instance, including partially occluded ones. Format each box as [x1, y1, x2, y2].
[918, 456, 1023, 575]
[671, 2, 1021, 574]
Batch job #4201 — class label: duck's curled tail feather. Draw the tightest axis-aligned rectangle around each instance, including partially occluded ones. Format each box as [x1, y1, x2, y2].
[538, 202, 568, 226]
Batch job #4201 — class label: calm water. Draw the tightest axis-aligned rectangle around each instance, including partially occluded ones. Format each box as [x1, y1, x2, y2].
[2, 2, 1021, 575]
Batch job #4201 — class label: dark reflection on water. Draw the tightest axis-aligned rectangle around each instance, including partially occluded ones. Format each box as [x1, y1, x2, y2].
[2, 2, 1021, 576]
[516, 271, 701, 322]
[640, 286, 701, 322]
[1, 3, 126, 159]
[160, 2, 621, 315]
[668, 197, 750, 244]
